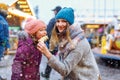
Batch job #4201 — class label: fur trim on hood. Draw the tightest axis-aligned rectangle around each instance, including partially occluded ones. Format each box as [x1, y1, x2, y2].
[17, 31, 29, 40]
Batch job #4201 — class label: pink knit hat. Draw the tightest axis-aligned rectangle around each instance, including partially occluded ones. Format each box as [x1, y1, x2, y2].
[24, 17, 46, 34]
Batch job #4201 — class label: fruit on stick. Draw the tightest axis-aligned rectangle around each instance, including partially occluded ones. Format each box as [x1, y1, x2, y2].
[38, 36, 48, 42]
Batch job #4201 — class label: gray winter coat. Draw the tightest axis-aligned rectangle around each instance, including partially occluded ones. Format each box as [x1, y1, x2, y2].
[48, 23, 100, 80]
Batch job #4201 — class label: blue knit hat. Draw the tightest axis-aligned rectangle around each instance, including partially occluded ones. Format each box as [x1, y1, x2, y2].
[55, 7, 74, 25]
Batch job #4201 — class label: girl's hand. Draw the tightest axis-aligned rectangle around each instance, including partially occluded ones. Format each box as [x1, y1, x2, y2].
[37, 41, 52, 59]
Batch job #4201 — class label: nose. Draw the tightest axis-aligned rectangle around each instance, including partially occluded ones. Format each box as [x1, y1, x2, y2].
[57, 21, 63, 26]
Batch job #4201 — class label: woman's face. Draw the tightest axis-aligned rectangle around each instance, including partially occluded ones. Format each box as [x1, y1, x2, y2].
[56, 19, 67, 33]
[35, 30, 47, 40]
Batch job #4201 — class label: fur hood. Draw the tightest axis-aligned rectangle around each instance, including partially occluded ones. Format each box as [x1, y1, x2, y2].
[17, 30, 29, 41]
[69, 22, 84, 39]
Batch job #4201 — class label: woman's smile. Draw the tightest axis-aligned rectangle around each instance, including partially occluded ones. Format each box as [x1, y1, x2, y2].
[56, 19, 67, 33]
[57, 26, 66, 33]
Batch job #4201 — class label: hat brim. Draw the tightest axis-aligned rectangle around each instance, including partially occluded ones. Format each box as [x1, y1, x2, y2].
[52, 8, 56, 11]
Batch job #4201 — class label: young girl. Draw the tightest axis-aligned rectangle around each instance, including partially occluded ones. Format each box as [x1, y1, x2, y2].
[37, 7, 101, 80]
[11, 18, 47, 80]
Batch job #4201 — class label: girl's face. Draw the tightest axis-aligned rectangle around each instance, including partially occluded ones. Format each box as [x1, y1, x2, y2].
[35, 30, 47, 40]
[56, 19, 67, 33]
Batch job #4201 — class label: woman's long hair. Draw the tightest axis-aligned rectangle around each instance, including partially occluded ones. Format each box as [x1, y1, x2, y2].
[49, 22, 72, 51]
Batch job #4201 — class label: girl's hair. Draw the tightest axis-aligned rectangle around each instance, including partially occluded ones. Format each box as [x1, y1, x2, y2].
[49, 22, 72, 51]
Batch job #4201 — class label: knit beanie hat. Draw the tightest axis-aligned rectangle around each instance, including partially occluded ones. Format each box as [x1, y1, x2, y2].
[55, 7, 74, 25]
[24, 17, 46, 35]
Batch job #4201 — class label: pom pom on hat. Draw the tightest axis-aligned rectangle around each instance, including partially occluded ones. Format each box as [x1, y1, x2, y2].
[24, 17, 46, 35]
[55, 7, 74, 25]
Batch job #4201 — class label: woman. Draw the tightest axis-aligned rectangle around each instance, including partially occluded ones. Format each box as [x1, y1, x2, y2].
[11, 18, 47, 80]
[37, 7, 101, 80]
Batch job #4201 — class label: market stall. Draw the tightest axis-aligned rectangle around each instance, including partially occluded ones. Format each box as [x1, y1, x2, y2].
[1, 0, 35, 53]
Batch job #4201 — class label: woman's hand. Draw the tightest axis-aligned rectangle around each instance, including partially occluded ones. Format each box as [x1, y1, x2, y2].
[37, 41, 52, 60]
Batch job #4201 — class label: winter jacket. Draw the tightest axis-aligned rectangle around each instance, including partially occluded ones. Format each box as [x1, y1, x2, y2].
[47, 18, 56, 39]
[48, 23, 100, 80]
[46, 17, 58, 52]
[11, 31, 42, 80]
[0, 15, 10, 59]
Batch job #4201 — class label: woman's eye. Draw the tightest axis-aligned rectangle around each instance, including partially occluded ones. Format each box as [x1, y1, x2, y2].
[63, 21, 67, 23]
[56, 21, 59, 22]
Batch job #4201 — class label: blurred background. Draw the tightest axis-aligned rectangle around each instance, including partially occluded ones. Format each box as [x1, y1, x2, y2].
[1, 0, 120, 23]
[0, 0, 120, 80]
